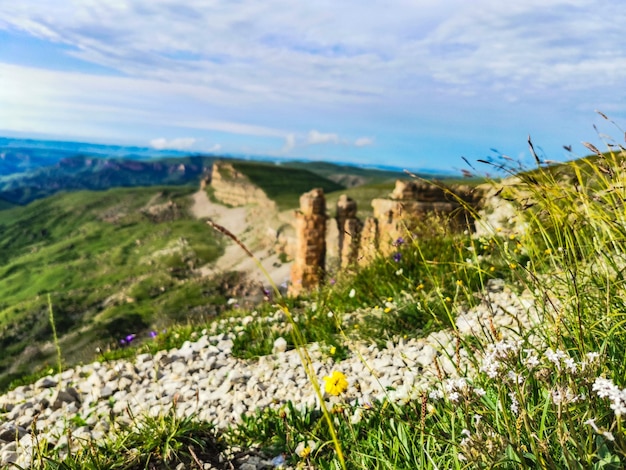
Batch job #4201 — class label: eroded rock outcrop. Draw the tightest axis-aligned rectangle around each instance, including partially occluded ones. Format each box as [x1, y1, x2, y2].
[288, 179, 484, 293]
[288, 189, 327, 296]
[336, 195, 362, 268]
[210, 162, 276, 210]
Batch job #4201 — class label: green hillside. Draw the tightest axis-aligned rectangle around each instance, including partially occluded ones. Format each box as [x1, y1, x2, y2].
[0, 197, 15, 210]
[283, 161, 404, 185]
[230, 160, 345, 210]
[0, 186, 230, 390]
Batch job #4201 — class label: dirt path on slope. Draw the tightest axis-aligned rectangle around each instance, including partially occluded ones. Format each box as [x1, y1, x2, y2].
[190, 190, 292, 288]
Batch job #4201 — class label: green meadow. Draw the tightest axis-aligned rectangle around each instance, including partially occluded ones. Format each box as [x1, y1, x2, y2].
[0, 186, 227, 390]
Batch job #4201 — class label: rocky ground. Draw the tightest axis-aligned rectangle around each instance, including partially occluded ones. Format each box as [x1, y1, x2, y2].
[0, 281, 538, 468]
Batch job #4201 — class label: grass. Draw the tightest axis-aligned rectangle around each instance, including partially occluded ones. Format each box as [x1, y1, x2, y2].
[230, 160, 345, 211]
[5, 127, 626, 468]
[0, 185, 230, 391]
[31, 404, 225, 469]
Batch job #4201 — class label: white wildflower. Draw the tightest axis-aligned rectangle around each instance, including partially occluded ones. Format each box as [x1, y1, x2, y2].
[473, 387, 486, 397]
[592, 377, 619, 399]
[585, 418, 615, 442]
[592, 377, 626, 417]
[429, 389, 444, 400]
[550, 387, 579, 405]
[460, 429, 471, 447]
[522, 349, 540, 369]
[586, 352, 600, 362]
[564, 357, 577, 373]
[509, 392, 519, 415]
[585, 418, 600, 433]
[480, 354, 501, 379]
[545, 348, 567, 369]
[507, 371, 524, 385]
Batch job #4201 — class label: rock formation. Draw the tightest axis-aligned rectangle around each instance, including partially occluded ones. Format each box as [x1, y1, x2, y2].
[209, 161, 276, 210]
[336, 195, 362, 268]
[288, 189, 327, 296]
[288, 179, 483, 293]
[370, 180, 478, 255]
[358, 216, 379, 266]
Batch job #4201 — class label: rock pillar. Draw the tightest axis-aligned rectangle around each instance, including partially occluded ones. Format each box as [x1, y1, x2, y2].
[358, 216, 379, 265]
[336, 195, 361, 268]
[289, 189, 326, 296]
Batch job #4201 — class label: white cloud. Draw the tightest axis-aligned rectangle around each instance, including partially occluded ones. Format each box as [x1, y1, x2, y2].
[307, 130, 339, 145]
[150, 137, 196, 150]
[2, 1, 625, 111]
[354, 137, 374, 147]
[282, 133, 296, 153]
[207, 144, 222, 153]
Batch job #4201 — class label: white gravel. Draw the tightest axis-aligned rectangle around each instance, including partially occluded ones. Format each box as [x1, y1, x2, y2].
[0, 281, 540, 468]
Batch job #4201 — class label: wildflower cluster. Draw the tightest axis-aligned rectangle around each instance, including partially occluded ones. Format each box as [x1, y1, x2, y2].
[593, 377, 626, 417]
[429, 377, 485, 404]
[392, 237, 404, 263]
[423, 335, 616, 466]
[479, 339, 523, 379]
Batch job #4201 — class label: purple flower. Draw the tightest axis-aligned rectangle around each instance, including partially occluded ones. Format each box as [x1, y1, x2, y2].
[125, 334, 136, 343]
[329, 278, 336, 285]
[149, 331, 158, 338]
[119, 339, 127, 346]
[393, 252, 402, 263]
[393, 237, 405, 247]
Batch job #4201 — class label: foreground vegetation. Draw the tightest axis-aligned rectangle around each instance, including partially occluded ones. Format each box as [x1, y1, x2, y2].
[5, 131, 626, 468]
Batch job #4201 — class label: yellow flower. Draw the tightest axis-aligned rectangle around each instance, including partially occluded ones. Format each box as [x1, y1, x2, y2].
[417, 283, 424, 290]
[295, 440, 316, 458]
[329, 346, 336, 356]
[387, 297, 393, 302]
[324, 370, 349, 396]
[384, 307, 392, 313]
[456, 280, 463, 286]
[489, 266, 496, 272]
[509, 263, 517, 269]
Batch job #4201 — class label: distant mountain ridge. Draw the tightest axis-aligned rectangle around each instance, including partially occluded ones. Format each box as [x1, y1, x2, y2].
[0, 154, 214, 205]
[0, 136, 462, 207]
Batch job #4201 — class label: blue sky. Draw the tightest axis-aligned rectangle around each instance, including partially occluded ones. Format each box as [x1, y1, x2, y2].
[0, 1, 625, 172]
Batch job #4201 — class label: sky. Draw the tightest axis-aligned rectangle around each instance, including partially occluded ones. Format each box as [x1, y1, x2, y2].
[0, 1, 625, 172]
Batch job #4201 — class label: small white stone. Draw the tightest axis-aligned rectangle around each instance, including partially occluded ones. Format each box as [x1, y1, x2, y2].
[272, 337, 288, 354]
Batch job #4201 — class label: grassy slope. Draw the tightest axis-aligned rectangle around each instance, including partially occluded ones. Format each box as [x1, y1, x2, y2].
[325, 182, 397, 218]
[0, 186, 229, 390]
[230, 161, 345, 211]
[283, 161, 404, 184]
[0, 197, 15, 211]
